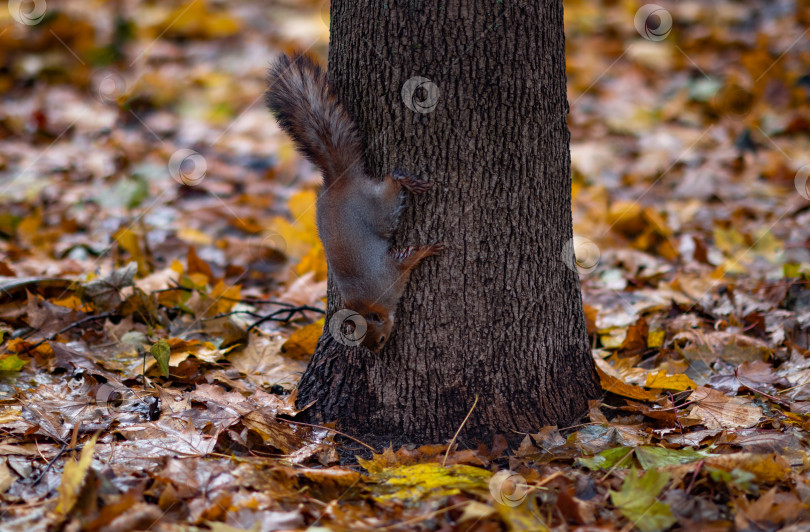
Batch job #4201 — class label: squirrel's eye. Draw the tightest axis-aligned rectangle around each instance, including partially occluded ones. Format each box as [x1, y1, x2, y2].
[379, 336, 386, 344]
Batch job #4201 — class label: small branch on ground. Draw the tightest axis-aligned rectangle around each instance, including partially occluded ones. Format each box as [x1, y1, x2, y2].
[247, 305, 324, 333]
[22, 310, 117, 353]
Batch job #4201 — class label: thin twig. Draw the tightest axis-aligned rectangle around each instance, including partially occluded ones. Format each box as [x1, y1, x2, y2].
[22, 310, 116, 353]
[32, 443, 70, 486]
[442, 394, 479, 467]
[154, 286, 316, 307]
[685, 459, 704, 494]
[202, 310, 266, 321]
[235, 297, 320, 306]
[282, 418, 376, 452]
[668, 391, 686, 447]
[139, 346, 151, 388]
[247, 306, 324, 332]
[201, 307, 324, 328]
[734, 368, 790, 406]
[647, 400, 696, 413]
[599, 447, 634, 483]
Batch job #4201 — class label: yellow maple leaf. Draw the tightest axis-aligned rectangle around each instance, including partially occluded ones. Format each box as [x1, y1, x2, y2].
[113, 227, 149, 276]
[647, 329, 666, 348]
[270, 190, 319, 255]
[160, 1, 241, 39]
[704, 453, 790, 483]
[207, 280, 241, 315]
[295, 243, 327, 281]
[55, 433, 98, 516]
[16, 209, 42, 247]
[281, 318, 325, 359]
[597, 367, 661, 401]
[51, 294, 93, 312]
[270, 190, 327, 277]
[645, 370, 696, 391]
[170, 259, 184, 275]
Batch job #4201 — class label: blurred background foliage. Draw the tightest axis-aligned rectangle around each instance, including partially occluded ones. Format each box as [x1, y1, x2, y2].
[0, 0, 808, 285]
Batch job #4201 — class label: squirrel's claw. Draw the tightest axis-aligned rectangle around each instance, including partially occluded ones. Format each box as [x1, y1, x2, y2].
[391, 243, 444, 269]
[392, 170, 431, 194]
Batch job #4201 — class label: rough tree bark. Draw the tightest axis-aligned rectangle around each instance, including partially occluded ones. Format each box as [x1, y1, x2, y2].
[296, 0, 602, 446]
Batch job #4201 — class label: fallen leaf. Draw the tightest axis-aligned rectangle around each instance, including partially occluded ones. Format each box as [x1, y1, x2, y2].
[596, 360, 661, 401]
[704, 452, 791, 484]
[55, 433, 99, 516]
[150, 339, 171, 377]
[610, 468, 676, 532]
[645, 370, 696, 391]
[281, 318, 324, 359]
[687, 387, 763, 429]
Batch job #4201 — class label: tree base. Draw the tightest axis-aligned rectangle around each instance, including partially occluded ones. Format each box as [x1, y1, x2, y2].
[296, 333, 602, 449]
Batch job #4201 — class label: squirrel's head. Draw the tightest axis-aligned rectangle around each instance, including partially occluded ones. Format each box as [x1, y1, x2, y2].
[343, 301, 394, 353]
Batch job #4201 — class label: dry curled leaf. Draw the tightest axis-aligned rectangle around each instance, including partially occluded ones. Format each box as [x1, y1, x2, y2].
[687, 387, 763, 430]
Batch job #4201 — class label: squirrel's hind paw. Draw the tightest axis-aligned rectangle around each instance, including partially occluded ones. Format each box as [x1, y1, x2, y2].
[391, 243, 444, 269]
[392, 170, 432, 194]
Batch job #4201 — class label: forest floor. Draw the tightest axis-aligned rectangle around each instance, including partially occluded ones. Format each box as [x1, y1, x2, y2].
[1, 0, 810, 530]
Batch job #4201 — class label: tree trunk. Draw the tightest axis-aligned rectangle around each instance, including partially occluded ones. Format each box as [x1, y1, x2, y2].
[296, 0, 602, 446]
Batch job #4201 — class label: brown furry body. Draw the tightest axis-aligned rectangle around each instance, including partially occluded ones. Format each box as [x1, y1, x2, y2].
[265, 54, 441, 351]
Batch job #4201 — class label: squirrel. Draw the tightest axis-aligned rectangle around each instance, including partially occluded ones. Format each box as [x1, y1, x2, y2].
[265, 53, 443, 352]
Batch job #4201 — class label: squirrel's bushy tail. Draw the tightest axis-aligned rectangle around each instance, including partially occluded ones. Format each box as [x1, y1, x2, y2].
[265, 54, 364, 184]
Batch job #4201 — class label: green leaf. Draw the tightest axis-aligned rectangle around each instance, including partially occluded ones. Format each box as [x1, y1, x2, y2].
[107, 175, 150, 209]
[150, 340, 171, 377]
[577, 446, 633, 470]
[367, 463, 492, 503]
[635, 446, 706, 469]
[610, 468, 676, 532]
[706, 466, 756, 493]
[783, 262, 801, 278]
[0, 354, 27, 372]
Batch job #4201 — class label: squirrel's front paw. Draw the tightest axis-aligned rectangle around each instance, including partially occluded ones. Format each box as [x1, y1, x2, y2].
[392, 170, 431, 194]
